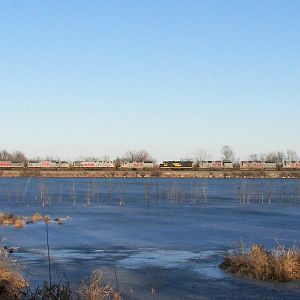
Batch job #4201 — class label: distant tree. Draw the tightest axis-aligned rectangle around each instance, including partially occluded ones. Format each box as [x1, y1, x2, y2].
[114, 156, 122, 167]
[248, 153, 258, 161]
[45, 155, 61, 161]
[0, 150, 27, 161]
[84, 156, 99, 162]
[286, 149, 298, 161]
[194, 148, 210, 166]
[102, 155, 110, 161]
[259, 153, 266, 161]
[265, 151, 284, 164]
[123, 150, 153, 162]
[220, 145, 235, 162]
[12, 151, 27, 162]
[0, 150, 12, 161]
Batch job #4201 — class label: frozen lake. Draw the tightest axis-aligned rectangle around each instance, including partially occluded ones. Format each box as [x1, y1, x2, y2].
[0, 178, 300, 299]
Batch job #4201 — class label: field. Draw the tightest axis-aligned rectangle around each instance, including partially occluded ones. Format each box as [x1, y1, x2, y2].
[0, 178, 300, 299]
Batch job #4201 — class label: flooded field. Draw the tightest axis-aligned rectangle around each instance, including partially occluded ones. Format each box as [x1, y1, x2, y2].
[0, 178, 300, 299]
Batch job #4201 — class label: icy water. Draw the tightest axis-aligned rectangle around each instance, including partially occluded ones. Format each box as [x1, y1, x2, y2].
[0, 178, 300, 299]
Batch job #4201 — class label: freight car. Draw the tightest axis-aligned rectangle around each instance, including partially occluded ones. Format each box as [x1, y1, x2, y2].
[0, 161, 24, 169]
[240, 161, 277, 170]
[282, 161, 300, 169]
[198, 161, 222, 169]
[73, 161, 115, 169]
[160, 160, 193, 170]
[119, 161, 154, 170]
[223, 161, 234, 169]
[198, 161, 233, 169]
[240, 161, 265, 169]
[27, 161, 61, 168]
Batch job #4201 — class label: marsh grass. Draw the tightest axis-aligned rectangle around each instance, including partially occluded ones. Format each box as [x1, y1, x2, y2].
[13, 219, 25, 229]
[0, 246, 28, 300]
[0, 212, 69, 229]
[220, 242, 300, 281]
[78, 270, 121, 300]
[31, 212, 42, 222]
[22, 281, 72, 299]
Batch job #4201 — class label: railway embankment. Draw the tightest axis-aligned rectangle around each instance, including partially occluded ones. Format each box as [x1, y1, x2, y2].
[1, 169, 300, 178]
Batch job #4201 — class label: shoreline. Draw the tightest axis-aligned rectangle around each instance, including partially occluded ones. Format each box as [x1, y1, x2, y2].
[1, 169, 300, 178]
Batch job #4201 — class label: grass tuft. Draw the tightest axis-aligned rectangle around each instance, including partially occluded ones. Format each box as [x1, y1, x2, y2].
[43, 215, 51, 223]
[220, 243, 300, 281]
[0, 247, 28, 299]
[78, 270, 121, 300]
[13, 219, 25, 229]
[31, 212, 42, 222]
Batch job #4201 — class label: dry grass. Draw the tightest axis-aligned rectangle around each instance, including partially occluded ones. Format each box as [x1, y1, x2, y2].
[0, 213, 16, 226]
[0, 248, 28, 299]
[13, 219, 25, 229]
[43, 215, 51, 223]
[78, 270, 121, 300]
[220, 243, 300, 281]
[31, 212, 42, 222]
[0, 212, 70, 229]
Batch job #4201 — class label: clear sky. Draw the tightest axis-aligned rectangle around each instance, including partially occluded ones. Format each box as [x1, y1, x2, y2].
[1, 0, 299, 161]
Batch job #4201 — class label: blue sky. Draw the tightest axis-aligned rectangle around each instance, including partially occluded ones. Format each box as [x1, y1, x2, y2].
[1, 0, 299, 161]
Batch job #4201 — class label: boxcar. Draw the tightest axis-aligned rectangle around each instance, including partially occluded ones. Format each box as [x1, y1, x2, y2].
[223, 161, 233, 169]
[198, 161, 223, 169]
[120, 161, 144, 169]
[263, 161, 277, 169]
[144, 161, 154, 169]
[241, 161, 264, 169]
[27, 161, 60, 168]
[283, 161, 300, 169]
[73, 161, 115, 169]
[0, 161, 12, 168]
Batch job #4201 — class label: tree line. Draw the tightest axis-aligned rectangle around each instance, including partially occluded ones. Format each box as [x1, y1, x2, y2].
[0, 147, 299, 164]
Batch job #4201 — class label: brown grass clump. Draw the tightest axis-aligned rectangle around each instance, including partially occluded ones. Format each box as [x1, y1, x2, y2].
[220, 243, 300, 281]
[78, 270, 121, 300]
[0, 213, 16, 226]
[31, 212, 42, 222]
[0, 254, 28, 299]
[13, 219, 25, 229]
[43, 215, 51, 223]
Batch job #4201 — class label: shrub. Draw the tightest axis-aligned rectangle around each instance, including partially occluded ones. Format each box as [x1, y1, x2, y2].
[14, 219, 25, 229]
[43, 215, 51, 223]
[0, 213, 15, 225]
[220, 243, 300, 281]
[31, 212, 42, 222]
[78, 270, 121, 300]
[0, 249, 28, 299]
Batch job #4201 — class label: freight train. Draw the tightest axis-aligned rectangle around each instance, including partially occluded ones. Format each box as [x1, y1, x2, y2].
[0, 160, 300, 171]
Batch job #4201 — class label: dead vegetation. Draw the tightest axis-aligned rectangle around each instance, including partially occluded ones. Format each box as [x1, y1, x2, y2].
[0, 212, 70, 228]
[220, 242, 300, 281]
[78, 270, 121, 300]
[0, 246, 28, 300]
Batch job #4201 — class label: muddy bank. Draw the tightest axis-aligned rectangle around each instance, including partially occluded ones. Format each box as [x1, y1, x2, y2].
[1, 169, 300, 178]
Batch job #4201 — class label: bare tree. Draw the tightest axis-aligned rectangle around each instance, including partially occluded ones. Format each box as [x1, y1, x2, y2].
[248, 153, 258, 161]
[286, 149, 298, 161]
[220, 145, 235, 162]
[12, 151, 27, 162]
[83, 156, 99, 161]
[259, 153, 266, 161]
[0, 150, 27, 161]
[194, 148, 210, 165]
[102, 155, 110, 161]
[0, 150, 12, 161]
[265, 151, 284, 164]
[123, 150, 153, 162]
